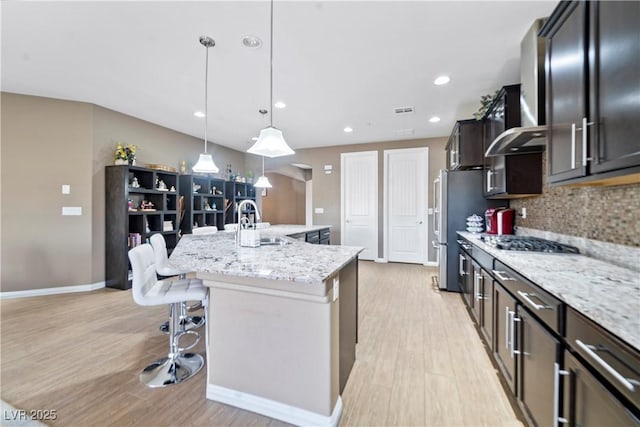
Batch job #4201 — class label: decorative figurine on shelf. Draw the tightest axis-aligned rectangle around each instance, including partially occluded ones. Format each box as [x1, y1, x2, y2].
[212, 202, 217, 210]
[127, 199, 136, 212]
[140, 200, 155, 211]
[211, 186, 216, 195]
[180, 160, 186, 174]
[169, 185, 176, 192]
[131, 177, 140, 188]
[193, 183, 201, 193]
[204, 201, 212, 211]
[157, 179, 168, 191]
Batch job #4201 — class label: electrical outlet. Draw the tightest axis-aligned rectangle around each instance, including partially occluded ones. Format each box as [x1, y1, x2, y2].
[521, 207, 527, 219]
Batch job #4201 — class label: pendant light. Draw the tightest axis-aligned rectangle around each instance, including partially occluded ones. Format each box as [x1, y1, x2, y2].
[253, 156, 272, 188]
[253, 109, 273, 188]
[192, 36, 220, 174]
[247, 0, 295, 158]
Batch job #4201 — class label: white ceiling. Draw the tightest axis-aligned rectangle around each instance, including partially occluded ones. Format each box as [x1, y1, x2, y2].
[1, 0, 557, 152]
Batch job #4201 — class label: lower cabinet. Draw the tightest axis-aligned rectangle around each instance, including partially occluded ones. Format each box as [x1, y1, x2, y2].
[561, 350, 639, 426]
[458, 235, 639, 427]
[517, 307, 562, 427]
[494, 283, 518, 393]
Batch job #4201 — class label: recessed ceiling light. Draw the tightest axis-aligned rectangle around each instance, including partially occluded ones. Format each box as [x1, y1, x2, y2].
[194, 111, 205, 118]
[434, 75, 451, 85]
[242, 35, 262, 48]
[344, 127, 353, 133]
[274, 101, 286, 109]
[429, 116, 441, 123]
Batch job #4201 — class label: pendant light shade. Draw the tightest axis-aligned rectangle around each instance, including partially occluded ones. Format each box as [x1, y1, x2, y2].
[253, 156, 273, 188]
[192, 153, 218, 173]
[248, 126, 294, 158]
[247, 0, 294, 158]
[253, 175, 273, 188]
[193, 35, 220, 174]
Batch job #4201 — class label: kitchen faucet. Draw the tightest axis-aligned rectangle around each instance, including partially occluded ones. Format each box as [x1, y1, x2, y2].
[236, 199, 261, 245]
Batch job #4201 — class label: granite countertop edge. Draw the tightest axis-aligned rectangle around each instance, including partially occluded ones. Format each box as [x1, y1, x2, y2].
[457, 231, 640, 352]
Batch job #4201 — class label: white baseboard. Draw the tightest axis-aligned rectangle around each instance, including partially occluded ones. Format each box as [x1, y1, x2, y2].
[424, 261, 438, 267]
[206, 383, 342, 427]
[0, 281, 106, 300]
[374, 258, 388, 263]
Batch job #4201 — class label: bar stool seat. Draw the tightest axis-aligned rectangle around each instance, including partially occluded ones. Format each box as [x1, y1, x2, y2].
[128, 243, 208, 387]
[149, 233, 205, 334]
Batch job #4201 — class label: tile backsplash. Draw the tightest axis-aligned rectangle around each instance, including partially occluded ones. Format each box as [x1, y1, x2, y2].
[511, 173, 640, 247]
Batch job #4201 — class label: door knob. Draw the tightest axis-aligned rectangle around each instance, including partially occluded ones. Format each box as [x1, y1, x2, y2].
[417, 220, 423, 224]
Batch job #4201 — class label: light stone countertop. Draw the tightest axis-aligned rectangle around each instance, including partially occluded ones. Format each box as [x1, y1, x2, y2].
[260, 224, 331, 237]
[170, 231, 361, 285]
[458, 231, 640, 352]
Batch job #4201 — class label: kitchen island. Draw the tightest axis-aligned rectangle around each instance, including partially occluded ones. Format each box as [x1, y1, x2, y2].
[169, 230, 362, 427]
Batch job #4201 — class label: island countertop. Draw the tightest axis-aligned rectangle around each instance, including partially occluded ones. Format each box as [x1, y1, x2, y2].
[169, 231, 362, 285]
[458, 231, 640, 352]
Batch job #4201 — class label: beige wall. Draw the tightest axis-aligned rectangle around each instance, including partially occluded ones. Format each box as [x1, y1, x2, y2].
[261, 172, 305, 225]
[1, 93, 94, 291]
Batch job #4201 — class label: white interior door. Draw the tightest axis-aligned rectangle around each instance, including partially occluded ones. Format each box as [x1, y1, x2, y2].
[384, 147, 428, 264]
[341, 151, 378, 260]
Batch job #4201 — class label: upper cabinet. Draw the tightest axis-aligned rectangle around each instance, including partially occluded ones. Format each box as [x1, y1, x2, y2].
[541, 1, 640, 186]
[445, 119, 484, 170]
[483, 84, 543, 198]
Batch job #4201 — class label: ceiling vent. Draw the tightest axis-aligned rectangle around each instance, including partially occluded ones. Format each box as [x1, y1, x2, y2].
[394, 106, 415, 115]
[394, 128, 415, 137]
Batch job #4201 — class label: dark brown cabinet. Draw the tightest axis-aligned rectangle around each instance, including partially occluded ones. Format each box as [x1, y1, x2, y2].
[542, 1, 640, 186]
[494, 282, 518, 394]
[445, 119, 484, 170]
[105, 165, 180, 290]
[483, 84, 543, 198]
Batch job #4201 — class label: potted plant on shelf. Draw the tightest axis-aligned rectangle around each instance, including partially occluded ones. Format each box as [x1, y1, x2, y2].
[114, 142, 138, 165]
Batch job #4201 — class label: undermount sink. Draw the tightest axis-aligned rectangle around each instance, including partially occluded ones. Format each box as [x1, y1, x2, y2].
[259, 237, 291, 246]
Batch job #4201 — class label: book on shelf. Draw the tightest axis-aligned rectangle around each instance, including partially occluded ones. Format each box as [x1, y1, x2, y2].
[128, 233, 142, 248]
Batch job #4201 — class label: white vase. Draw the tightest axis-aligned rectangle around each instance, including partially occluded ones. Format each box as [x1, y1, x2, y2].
[114, 159, 128, 165]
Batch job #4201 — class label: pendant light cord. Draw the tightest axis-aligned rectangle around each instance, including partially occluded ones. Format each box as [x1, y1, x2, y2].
[269, 0, 274, 128]
[204, 43, 210, 153]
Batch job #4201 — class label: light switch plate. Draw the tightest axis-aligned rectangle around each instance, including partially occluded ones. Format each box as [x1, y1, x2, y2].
[61, 185, 71, 194]
[62, 206, 82, 216]
[314, 207, 324, 214]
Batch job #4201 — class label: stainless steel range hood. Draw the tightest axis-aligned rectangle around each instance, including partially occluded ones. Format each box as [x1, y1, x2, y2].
[485, 18, 547, 157]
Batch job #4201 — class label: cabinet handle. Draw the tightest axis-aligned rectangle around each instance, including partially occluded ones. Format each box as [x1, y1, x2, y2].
[505, 306, 511, 350]
[517, 291, 551, 310]
[579, 117, 595, 166]
[492, 270, 515, 281]
[575, 339, 638, 392]
[432, 178, 439, 234]
[510, 311, 520, 358]
[571, 122, 576, 169]
[459, 254, 467, 276]
[475, 274, 483, 300]
[486, 170, 494, 192]
[553, 363, 569, 425]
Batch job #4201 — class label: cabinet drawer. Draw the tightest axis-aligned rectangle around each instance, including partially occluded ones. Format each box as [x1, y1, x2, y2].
[566, 307, 640, 410]
[306, 231, 320, 244]
[493, 261, 563, 335]
[320, 228, 331, 240]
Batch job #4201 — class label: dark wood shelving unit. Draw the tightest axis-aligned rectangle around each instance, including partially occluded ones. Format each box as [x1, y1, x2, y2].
[105, 165, 180, 290]
[179, 175, 227, 233]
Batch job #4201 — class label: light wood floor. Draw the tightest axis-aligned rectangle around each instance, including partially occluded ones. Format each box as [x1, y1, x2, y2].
[1, 261, 523, 427]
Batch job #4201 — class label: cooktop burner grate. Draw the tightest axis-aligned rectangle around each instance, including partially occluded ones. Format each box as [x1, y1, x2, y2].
[481, 235, 579, 254]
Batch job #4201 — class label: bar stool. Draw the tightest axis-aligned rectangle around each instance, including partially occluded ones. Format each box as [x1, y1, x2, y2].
[149, 233, 204, 334]
[128, 243, 208, 387]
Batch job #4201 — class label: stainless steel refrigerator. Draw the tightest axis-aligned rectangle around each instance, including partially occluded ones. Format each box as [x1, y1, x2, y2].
[433, 169, 507, 291]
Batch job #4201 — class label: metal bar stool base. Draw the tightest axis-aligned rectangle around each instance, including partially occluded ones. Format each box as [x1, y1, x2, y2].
[139, 353, 204, 388]
[159, 315, 204, 334]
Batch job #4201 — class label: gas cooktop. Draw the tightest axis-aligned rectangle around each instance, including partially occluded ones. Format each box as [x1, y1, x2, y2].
[481, 235, 580, 254]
